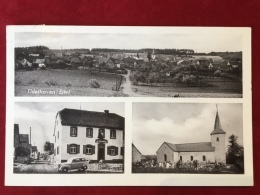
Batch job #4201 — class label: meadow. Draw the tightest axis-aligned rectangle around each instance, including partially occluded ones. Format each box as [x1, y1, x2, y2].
[15, 69, 126, 96]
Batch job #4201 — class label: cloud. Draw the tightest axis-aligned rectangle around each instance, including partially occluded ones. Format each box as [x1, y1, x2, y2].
[132, 104, 243, 155]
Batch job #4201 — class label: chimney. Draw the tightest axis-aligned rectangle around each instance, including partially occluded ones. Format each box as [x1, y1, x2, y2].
[104, 110, 109, 114]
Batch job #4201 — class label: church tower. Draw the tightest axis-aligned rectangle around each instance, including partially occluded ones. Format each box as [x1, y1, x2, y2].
[211, 107, 226, 164]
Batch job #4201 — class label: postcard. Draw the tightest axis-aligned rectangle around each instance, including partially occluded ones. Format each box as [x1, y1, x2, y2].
[5, 26, 253, 186]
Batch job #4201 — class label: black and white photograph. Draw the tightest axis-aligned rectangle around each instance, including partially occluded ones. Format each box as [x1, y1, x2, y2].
[14, 27, 243, 98]
[13, 102, 125, 174]
[132, 103, 244, 174]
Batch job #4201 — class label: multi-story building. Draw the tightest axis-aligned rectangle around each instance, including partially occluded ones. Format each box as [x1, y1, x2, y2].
[53, 108, 125, 163]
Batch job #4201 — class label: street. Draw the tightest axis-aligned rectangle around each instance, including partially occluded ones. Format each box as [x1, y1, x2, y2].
[14, 159, 58, 174]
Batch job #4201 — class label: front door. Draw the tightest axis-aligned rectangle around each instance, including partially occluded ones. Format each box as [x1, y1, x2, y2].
[98, 144, 105, 161]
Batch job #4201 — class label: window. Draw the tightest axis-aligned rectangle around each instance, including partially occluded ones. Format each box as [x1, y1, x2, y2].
[107, 146, 118, 156]
[190, 156, 193, 161]
[99, 128, 105, 138]
[67, 144, 80, 154]
[57, 146, 59, 155]
[110, 129, 116, 139]
[86, 128, 93, 138]
[70, 145, 77, 154]
[83, 144, 95, 155]
[180, 156, 182, 161]
[216, 137, 219, 142]
[164, 154, 167, 161]
[203, 155, 206, 161]
[70, 127, 77, 137]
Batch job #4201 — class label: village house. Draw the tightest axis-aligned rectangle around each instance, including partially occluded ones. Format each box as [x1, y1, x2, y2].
[122, 57, 136, 69]
[14, 124, 31, 162]
[132, 144, 142, 163]
[106, 58, 122, 69]
[53, 108, 125, 163]
[156, 109, 226, 165]
[177, 59, 190, 66]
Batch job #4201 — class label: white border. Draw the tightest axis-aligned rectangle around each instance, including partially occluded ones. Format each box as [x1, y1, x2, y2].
[5, 26, 253, 186]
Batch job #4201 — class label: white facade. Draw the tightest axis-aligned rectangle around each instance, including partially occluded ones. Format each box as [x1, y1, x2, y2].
[53, 113, 124, 164]
[156, 143, 215, 164]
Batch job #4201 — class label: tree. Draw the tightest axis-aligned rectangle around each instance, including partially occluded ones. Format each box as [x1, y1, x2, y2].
[226, 134, 244, 172]
[44, 141, 54, 155]
[147, 52, 151, 62]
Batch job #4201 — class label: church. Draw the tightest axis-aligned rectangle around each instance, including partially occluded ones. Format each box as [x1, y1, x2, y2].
[156, 109, 226, 164]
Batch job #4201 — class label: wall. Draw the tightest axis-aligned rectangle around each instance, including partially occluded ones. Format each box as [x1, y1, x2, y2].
[59, 124, 124, 163]
[156, 143, 175, 163]
[132, 145, 142, 163]
[178, 151, 215, 163]
[211, 134, 226, 163]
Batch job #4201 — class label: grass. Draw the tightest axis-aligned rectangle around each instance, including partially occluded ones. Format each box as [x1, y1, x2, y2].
[131, 81, 242, 98]
[132, 167, 241, 174]
[15, 69, 125, 96]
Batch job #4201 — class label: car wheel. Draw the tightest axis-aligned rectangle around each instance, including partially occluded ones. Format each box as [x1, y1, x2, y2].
[62, 167, 68, 173]
[81, 167, 86, 172]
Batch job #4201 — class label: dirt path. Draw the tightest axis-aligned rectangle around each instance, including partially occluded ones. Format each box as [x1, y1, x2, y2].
[122, 70, 146, 97]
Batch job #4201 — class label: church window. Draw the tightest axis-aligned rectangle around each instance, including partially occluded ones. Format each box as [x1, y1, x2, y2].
[203, 155, 206, 161]
[190, 156, 193, 161]
[217, 137, 219, 142]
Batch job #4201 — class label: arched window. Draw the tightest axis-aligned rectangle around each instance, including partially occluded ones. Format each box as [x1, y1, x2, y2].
[203, 155, 206, 161]
[190, 156, 193, 161]
[216, 137, 219, 142]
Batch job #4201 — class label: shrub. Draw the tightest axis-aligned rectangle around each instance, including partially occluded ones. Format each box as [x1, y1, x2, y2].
[89, 79, 100, 88]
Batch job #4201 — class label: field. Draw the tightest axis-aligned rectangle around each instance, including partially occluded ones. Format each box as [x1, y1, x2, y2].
[15, 69, 126, 97]
[131, 81, 242, 98]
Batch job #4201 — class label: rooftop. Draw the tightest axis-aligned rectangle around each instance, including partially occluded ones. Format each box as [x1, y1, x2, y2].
[165, 142, 215, 152]
[58, 108, 125, 130]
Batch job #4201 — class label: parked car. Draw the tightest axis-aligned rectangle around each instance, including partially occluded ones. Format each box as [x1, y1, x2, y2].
[58, 157, 90, 173]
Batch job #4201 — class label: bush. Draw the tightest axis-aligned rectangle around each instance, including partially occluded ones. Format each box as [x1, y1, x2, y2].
[89, 79, 100, 88]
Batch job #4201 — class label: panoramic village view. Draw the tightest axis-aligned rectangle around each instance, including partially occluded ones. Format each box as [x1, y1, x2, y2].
[13, 102, 125, 174]
[14, 33, 242, 97]
[132, 104, 244, 174]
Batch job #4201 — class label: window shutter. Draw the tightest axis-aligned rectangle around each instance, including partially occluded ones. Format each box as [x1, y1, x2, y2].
[67, 144, 70, 154]
[92, 145, 95, 154]
[75, 128, 78, 137]
[107, 146, 110, 155]
[110, 130, 112, 139]
[91, 129, 93, 137]
[83, 145, 86, 154]
[76, 145, 80, 154]
[121, 147, 124, 156]
[70, 128, 72, 136]
[115, 147, 118, 155]
[114, 130, 116, 139]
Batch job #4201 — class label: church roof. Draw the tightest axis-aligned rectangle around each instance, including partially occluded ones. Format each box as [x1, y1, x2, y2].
[210, 111, 226, 135]
[164, 142, 215, 152]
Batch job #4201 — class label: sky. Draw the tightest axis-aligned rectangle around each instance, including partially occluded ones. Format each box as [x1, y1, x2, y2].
[132, 103, 243, 155]
[15, 32, 242, 53]
[14, 102, 124, 153]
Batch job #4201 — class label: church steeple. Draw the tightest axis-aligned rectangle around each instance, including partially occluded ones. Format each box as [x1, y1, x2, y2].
[210, 106, 226, 135]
